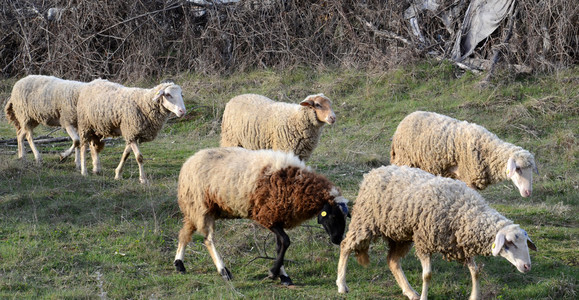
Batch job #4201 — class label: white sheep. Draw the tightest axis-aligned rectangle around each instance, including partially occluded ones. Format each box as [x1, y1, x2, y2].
[174, 147, 349, 286]
[76, 79, 186, 184]
[390, 111, 539, 197]
[4, 75, 91, 167]
[336, 165, 537, 300]
[220, 93, 336, 161]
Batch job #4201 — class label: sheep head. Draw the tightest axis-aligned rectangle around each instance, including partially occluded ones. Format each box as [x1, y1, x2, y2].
[317, 189, 349, 245]
[153, 83, 186, 118]
[506, 155, 538, 197]
[300, 93, 336, 125]
[492, 224, 537, 273]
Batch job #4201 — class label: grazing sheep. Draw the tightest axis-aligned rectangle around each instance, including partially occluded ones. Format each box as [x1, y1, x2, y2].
[77, 79, 186, 184]
[390, 111, 539, 197]
[174, 147, 349, 286]
[336, 165, 537, 300]
[220, 93, 336, 161]
[4, 75, 91, 167]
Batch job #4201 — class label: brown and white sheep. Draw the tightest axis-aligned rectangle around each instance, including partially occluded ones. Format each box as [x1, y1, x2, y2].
[174, 147, 349, 286]
[220, 93, 336, 161]
[77, 79, 185, 184]
[336, 165, 537, 299]
[4, 75, 92, 167]
[390, 111, 538, 197]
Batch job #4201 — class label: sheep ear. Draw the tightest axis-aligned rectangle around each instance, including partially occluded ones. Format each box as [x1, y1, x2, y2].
[153, 90, 165, 102]
[338, 203, 350, 218]
[300, 98, 314, 107]
[506, 157, 517, 178]
[533, 164, 539, 175]
[492, 232, 505, 256]
[527, 237, 537, 251]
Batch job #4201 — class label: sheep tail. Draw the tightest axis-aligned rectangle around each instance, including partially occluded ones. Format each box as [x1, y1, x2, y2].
[4, 99, 20, 130]
[356, 249, 370, 266]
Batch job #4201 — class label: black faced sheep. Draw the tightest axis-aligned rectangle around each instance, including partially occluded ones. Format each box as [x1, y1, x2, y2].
[220, 93, 336, 161]
[390, 111, 538, 197]
[174, 147, 349, 286]
[4, 75, 92, 167]
[336, 165, 537, 300]
[76, 79, 186, 184]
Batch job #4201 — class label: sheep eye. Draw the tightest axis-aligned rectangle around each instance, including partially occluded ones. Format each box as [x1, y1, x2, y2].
[315, 103, 322, 108]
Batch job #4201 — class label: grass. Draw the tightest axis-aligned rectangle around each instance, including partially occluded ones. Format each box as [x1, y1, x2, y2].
[0, 62, 577, 299]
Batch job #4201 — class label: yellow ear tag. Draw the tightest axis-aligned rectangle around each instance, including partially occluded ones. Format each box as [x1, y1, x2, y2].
[492, 243, 496, 249]
[321, 211, 327, 217]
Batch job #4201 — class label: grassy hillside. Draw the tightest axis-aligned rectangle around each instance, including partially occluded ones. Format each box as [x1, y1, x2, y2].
[0, 62, 577, 299]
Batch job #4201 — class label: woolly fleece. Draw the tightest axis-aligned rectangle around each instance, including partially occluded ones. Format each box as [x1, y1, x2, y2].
[220, 93, 333, 161]
[342, 165, 513, 263]
[390, 111, 537, 190]
[77, 79, 181, 144]
[5, 75, 90, 163]
[177, 147, 344, 230]
[5, 75, 87, 131]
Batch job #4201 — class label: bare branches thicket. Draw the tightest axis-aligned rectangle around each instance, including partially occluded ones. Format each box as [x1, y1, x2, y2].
[0, 0, 576, 82]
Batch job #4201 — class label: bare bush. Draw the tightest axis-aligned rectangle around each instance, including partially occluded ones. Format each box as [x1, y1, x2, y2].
[0, 0, 576, 81]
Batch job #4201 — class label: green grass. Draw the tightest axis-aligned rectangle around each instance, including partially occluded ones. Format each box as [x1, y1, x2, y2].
[1, 62, 577, 299]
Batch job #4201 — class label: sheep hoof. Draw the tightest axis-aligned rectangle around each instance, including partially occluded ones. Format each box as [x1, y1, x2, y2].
[220, 267, 233, 280]
[174, 260, 186, 273]
[337, 284, 349, 293]
[404, 292, 420, 300]
[280, 275, 294, 286]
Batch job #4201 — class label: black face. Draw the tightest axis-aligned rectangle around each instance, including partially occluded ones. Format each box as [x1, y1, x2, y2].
[317, 202, 347, 245]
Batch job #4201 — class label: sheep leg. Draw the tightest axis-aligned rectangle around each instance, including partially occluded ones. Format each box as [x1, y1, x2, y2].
[174, 219, 197, 273]
[336, 247, 351, 293]
[25, 129, 41, 164]
[16, 129, 27, 160]
[129, 142, 148, 184]
[202, 218, 232, 280]
[114, 144, 132, 180]
[387, 240, 419, 300]
[467, 258, 481, 300]
[269, 225, 293, 286]
[74, 146, 80, 170]
[417, 253, 432, 300]
[60, 125, 81, 169]
[80, 143, 88, 176]
[90, 140, 101, 175]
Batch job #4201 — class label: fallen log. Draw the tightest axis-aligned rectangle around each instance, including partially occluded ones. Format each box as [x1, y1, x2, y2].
[0, 136, 71, 146]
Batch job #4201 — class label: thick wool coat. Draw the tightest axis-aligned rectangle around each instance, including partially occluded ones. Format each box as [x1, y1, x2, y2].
[177, 147, 341, 231]
[220, 94, 328, 161]
[342, 165, 513, 264]
[77, 80, 178, 144]
[390, 111, 536, 190]
[5, 75, 88, 130]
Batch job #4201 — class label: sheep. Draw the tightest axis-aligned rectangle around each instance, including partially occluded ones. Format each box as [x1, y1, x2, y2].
[76, 79, 186, 184]
[173, 147, 350, 286]
[390, 111, 539, 197]
[4, 75, 91, 168]
[220, 93, 336, 161]
[336, 165, 537, 300]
